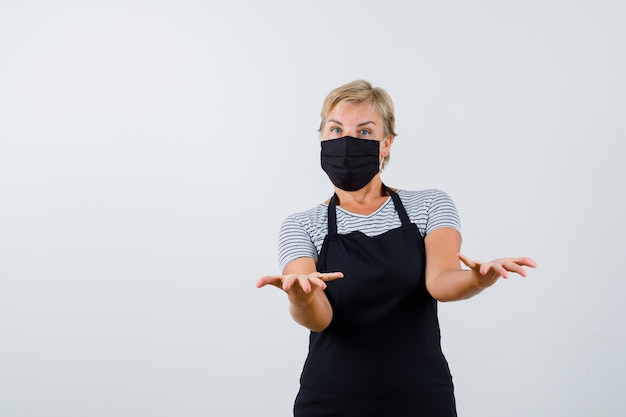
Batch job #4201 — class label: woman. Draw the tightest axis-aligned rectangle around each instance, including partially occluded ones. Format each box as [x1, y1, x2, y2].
[256, 80, 536, 417]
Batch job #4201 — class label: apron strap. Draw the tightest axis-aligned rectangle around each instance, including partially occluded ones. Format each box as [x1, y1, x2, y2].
[384, 185, 413, 230]
[327, 193, 338, 237]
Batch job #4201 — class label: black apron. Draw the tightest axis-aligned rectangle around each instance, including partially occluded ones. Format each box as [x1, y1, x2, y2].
[294, 186, 457, 417]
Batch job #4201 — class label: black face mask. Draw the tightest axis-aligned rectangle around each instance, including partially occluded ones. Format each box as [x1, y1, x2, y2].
[321, 136, 380, 191]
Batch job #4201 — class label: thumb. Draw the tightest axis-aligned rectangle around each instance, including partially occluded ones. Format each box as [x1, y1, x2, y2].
[457, 253, 478, 269]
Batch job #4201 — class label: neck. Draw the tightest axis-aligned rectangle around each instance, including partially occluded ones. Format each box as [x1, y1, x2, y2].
[334, 176, 387, 206]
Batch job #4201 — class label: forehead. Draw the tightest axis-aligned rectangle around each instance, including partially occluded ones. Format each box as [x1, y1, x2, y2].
[327, 100, 381, 123]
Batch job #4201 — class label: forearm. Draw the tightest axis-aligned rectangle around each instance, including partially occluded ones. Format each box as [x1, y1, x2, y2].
[289, 290, 333, 332]
[427, 268, 496, 302]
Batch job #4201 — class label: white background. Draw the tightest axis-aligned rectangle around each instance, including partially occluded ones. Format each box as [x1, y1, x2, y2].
[1, 1, 625, 416]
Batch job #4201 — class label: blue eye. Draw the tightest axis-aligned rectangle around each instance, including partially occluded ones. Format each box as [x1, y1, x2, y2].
[359, 130, 370, 136]
[331, 127, 341, 134]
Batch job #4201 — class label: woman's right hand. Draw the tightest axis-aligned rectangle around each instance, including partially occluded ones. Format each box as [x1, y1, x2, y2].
[256, 257, 343, 331]
[256, 271, 343, 304]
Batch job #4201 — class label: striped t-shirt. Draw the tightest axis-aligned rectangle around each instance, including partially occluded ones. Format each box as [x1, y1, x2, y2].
[278, 189, 461, 271]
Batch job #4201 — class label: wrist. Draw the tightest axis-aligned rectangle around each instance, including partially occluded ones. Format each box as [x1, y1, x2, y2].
[288, 289, 318, 308]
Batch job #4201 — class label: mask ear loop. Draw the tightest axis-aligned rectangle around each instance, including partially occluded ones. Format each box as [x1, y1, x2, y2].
[379, 138, 388, 172]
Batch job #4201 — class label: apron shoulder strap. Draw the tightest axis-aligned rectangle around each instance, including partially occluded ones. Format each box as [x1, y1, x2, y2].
[327, 194, 338, 237]
[384, 185, 412, 229]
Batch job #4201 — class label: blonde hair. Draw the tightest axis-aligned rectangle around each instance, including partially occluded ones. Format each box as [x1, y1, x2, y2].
[319, 80, 397, 168]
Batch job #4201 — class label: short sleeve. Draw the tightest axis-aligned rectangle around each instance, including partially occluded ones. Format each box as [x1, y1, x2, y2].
[278, 215, 319, 272]
[424, 190, 462, 236]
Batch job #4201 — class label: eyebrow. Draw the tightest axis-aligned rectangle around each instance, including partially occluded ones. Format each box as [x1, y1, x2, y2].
[327, 119, 376, 127]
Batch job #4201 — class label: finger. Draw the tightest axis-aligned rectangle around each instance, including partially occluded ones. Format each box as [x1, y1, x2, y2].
[297, 275, 312, 293]
[503, 261, 529, 277]
[479, 263, 496, 277]
[500, 257, 537, 268]
[281, 275, 297, 291]
[457, 253, 478, 269]
[308, 276, 328, 290]
[306, 272, 343, 290]
[495, 264, 509, 279]
[256, 275, 283, 288]
[480, 263, 507, 278]
[318, 272, 344, 282]
[513, 257, 537, 268]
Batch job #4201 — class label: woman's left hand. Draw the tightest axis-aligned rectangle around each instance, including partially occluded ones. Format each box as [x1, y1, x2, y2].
[457, 253, 537, 288]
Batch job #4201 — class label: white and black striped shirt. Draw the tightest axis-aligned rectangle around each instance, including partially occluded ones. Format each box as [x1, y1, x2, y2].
[278, 189, 461, 271]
